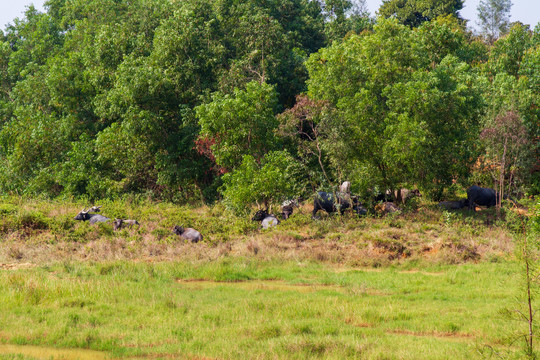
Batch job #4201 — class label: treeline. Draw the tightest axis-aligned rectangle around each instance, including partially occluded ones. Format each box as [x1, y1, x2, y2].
[0, 0, 538, 209]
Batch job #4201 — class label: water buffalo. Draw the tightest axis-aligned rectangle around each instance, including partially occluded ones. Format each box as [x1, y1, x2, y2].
[113, 218, 140, 230]
[312, 191, 367, 218]
[74, 206, 110, 224]
[252, 209, 280, 229]
[374, 202, 401, 215]
[281, 199, 299, 220]
[172, 225, 203, 243]
[394, 188, 421, 204]
[373, 189, 394, 203]
[467, 185, 497, 211]
[340, 181, 351, 194]
[438, 199, 469, 210]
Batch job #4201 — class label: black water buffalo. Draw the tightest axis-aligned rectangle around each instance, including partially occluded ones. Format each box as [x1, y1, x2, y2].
[281, 199, 299, 220]
[74, 206, 110, 224]
[113, 218, 140, 230]
[312, 191, 367, 218]
[252, 209, 280, 229]
[467, 185, 497, 211]
[373, 190, 394, 203]
[172, 225, 203, 243]
[438, 199, 469, 210]
[281, 205, 294, 220]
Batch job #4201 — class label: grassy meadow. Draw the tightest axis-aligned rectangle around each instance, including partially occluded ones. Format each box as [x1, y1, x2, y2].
[0, 196, 537, 359]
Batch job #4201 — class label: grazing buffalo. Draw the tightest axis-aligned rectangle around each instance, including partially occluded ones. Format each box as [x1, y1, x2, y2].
[438, 199, 469, 210]
[74, 206, 110, 224]
[113, 218, 140, 230]
[467, 185, 497, 211]
[312, 191, 367, 218]
[172, 225, 203, 243]
[252, 209, 280, 229]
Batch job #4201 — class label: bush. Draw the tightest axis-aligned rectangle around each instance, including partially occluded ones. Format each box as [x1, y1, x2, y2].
[17, 211, 50, 231]
[221, 151, 302, 214]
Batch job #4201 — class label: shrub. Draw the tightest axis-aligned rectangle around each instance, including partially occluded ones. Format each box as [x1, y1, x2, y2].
[17, 211, 50, 231]
[221, 151, 302, 214]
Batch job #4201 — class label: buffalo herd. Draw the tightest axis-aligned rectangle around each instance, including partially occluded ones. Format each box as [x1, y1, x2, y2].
[72, 184, 508, 240]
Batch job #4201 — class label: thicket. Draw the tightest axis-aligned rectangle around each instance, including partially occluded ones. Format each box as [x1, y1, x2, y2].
[0, 0, 538, 208]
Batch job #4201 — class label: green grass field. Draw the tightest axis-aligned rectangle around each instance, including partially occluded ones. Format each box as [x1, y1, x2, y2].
[0, 196, 538, 359]
[0, 259, 534, 359]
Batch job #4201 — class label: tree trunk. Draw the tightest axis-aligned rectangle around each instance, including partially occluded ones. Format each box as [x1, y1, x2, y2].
[498, 136, 508, 214]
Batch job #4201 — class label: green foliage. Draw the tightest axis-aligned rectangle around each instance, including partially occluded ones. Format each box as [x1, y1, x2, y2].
[0, 0, 329, 200]
[488, 23, 533, 77]
[478, 24, 540, 195]
[0, 0, 538, 200]
[378, 0, 464, 28]
[306, 18, 484, 198]
[322, 0, 373, 43]
[3, 6, 64, 81]
[197, 81, 280, 171]
[221, 151, 302, 213]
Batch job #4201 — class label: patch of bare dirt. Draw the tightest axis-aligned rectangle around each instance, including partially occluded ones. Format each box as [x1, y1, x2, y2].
[0, 262, 36, 270]
[175, 279, 346, 293]
[388, 328, 475, 340]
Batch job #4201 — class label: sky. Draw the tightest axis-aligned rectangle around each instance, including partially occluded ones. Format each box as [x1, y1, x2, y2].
[0, 0, 539, 33]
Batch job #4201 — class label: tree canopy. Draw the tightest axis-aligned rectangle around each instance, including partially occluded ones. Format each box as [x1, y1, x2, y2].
[0, 0, 538, 205]
[378, 0, 464, 28]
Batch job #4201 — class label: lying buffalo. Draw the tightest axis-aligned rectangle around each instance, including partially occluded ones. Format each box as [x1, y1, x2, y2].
[74, 206, 109, 224]
[252, 209, 280, 229]
[172, 225, 203, 243]
[312, 191, 367, 218]
[113, 218, 140, 230]
[467, 185, 498, 211]
[438, 199, 469, 210]
[374, 202, 401, 215]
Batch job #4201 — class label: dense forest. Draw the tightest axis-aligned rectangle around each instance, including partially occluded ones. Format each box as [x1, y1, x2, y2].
[0, 0, 538, 209]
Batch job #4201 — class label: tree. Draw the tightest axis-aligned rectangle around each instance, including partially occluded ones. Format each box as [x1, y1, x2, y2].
[378, 0, 464, 28]
[196, 81, 280, 172]
[277, 94, 337, 190]
[214, 0, 327, 106]
[220, 151, 302, 213]
[0, 0, 330, 199]
[476, 72, 538, 198]
[476, 0, 512, 42]
[480, 110, 533, 210]
[306, 18, 484, 198]
[321, 0, 373, 43]
[488, 23, 533, 78]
